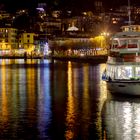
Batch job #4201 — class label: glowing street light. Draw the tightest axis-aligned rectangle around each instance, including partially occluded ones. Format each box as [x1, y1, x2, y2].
[101, 32, 110, 37]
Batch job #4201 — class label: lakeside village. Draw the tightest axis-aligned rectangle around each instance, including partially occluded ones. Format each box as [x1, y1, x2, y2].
[0, 27, 110, 59]
[0, 2, 140, 59]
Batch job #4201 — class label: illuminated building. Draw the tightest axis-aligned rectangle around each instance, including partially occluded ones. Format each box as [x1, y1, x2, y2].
[41, 18, 62, 36]
[34, 33, 49, 55]
[18, 32, 35, 54]
[133, 6, 140, 14]
[0, 10, 10, 20]
[0, 27, 18, 55]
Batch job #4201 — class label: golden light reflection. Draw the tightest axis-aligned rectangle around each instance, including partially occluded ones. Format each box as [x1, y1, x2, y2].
[65, 61, 75, 140]
[83, 64, 89, 96]
[73, 67, 78, 94]
[82, 64, 90, 131]
[1, 60, 8, 122]
[11, 61, 19, 119]
[27, 60, 36, 122]
[27, 61, 36, 100]
[96, 64, 107, 140]
[99, 63, 107, 110]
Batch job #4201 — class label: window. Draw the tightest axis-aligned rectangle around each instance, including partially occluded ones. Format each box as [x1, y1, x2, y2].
[135, 67, 140, 77]
[117, 66, 132, 79]
[112, 40, 119, 48]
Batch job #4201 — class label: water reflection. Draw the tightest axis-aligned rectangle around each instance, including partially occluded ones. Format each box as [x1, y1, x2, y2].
[65, 61, 75, 139]
[0, 59, 108, 139]
[0, 59, 51, 139]
[63, 62, 108, 140]
[1, 60, 8, 126]
[102, 94, 140, 140]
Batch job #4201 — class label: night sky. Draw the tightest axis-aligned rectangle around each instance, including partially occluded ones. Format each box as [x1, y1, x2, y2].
[1, 0, 140, 12]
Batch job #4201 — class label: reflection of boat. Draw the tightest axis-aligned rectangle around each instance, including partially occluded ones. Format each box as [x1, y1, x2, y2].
[102, 25, 140, 95]
[102, 95, 140, 139]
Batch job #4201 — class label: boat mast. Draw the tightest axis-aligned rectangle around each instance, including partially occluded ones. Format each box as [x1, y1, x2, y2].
[128, 0, 131, 25]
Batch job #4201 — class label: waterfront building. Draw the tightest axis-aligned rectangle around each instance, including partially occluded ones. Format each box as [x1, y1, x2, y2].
[0, 27, 18, 55]
[18, 32, 36, 54]
[0, 10, 10, 20]
[34, 32, 49, 55]
[41, 18, 62, 36]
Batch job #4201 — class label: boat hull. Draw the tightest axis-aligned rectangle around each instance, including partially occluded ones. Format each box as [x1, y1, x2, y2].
[107, 81, 140, 96]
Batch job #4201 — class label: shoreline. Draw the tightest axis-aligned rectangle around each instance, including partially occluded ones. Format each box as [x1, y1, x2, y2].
[51, 55, 107, 63]
[0, 55, 107, 63]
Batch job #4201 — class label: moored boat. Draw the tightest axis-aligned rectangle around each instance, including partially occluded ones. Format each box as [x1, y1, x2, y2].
[102, 25, 140, 95]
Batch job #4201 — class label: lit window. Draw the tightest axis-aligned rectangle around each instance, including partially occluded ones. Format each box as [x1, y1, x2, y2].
[117, 66, 132, 79]
[135, 67, 140, 77]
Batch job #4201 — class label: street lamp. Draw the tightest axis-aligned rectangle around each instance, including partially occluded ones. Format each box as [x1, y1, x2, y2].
[101, 32, 110, 37]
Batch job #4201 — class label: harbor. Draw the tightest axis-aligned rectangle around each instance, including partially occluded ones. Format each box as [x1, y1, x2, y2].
[0, 0, 140, 139]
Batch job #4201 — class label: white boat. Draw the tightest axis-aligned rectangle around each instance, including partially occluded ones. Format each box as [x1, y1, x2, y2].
[102, 25, 140, 95]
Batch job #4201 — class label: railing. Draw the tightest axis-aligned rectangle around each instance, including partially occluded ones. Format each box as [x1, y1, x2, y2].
[117, 44, 137, 49]
[110, 45, 140, 54]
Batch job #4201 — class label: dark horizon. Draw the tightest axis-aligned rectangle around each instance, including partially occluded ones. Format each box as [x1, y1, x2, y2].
[1, 0, 140, 12]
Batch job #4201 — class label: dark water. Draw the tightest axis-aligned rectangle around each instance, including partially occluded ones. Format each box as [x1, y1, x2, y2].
[0, 59, 139, 140]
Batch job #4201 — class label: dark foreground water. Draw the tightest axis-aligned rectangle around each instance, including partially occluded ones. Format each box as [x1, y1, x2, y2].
[0, 59, 139, 140]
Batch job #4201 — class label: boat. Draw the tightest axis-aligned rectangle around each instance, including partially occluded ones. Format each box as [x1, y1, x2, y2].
[102, 0, 140, 95]
[102, 25, 140, 95]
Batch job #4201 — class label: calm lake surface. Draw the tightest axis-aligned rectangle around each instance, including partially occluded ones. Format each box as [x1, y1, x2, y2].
[0, 59, 139, 140]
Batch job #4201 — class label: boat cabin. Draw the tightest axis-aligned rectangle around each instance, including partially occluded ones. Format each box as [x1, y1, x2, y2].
[121, 25, 140, 32]
[110, 31, 140, 53]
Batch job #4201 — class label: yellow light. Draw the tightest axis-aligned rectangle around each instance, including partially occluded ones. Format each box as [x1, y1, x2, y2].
[112, 20, 117, 24]
[65, 61, 75, 140]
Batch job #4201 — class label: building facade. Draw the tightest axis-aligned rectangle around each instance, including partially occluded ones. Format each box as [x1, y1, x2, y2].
[0, 28, 18, 55]
[18, 32, 36, 54]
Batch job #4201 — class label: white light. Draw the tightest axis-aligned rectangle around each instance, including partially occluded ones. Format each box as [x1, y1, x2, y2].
[36, 8, 45, 12]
